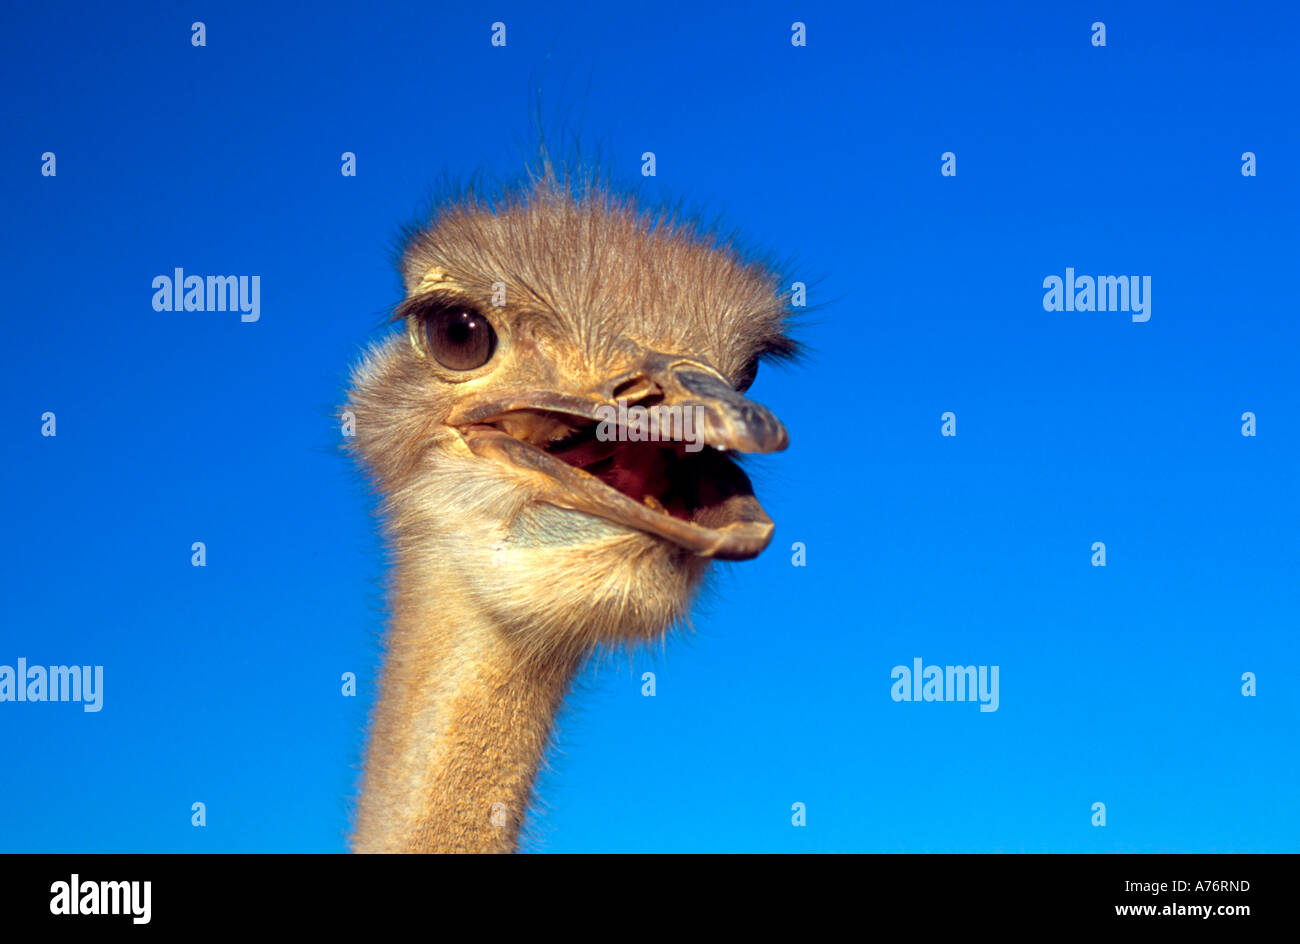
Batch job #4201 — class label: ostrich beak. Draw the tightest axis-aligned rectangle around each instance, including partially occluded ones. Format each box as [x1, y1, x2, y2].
[451, 360, 788, 560]
[657, 364, 788, 454]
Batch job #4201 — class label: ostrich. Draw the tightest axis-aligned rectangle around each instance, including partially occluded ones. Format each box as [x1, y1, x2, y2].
[346, 164, 796, 853]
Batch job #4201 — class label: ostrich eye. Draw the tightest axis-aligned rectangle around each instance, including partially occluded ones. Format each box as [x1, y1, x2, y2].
[422, 306, 497, 370]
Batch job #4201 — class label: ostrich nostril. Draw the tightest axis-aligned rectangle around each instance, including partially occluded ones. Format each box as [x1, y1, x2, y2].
[610, 376, 663, 407]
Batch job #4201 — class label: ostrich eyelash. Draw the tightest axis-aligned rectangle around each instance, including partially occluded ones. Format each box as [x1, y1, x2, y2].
[389, 292, 483, 325]
[756, 333, 802, 364]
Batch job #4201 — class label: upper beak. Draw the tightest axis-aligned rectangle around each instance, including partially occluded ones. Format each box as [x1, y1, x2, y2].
[652, 363, 788, 454]
[449, 357, 788, 560]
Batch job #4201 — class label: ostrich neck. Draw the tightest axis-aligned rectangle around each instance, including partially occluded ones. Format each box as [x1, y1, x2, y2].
[352, 569, 581, 853]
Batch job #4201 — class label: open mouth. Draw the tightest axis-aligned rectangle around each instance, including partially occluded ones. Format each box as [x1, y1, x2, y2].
[460, 406, 781, 560]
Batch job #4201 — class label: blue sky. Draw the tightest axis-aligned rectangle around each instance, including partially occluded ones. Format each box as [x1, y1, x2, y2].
[1, 0, 1296, 852]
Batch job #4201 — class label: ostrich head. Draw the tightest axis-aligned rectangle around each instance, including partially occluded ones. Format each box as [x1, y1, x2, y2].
[347, 171, 796, 662]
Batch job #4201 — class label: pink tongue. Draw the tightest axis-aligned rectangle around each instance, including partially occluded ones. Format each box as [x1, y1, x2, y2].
[594, 443, 682, 506]
[550, 436, 622, 468]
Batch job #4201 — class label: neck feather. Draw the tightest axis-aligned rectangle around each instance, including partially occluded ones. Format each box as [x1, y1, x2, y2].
[352, 572, 580, 853]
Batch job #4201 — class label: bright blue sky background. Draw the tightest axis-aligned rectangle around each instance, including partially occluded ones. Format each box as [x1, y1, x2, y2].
[2, 1, 1297, 852]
